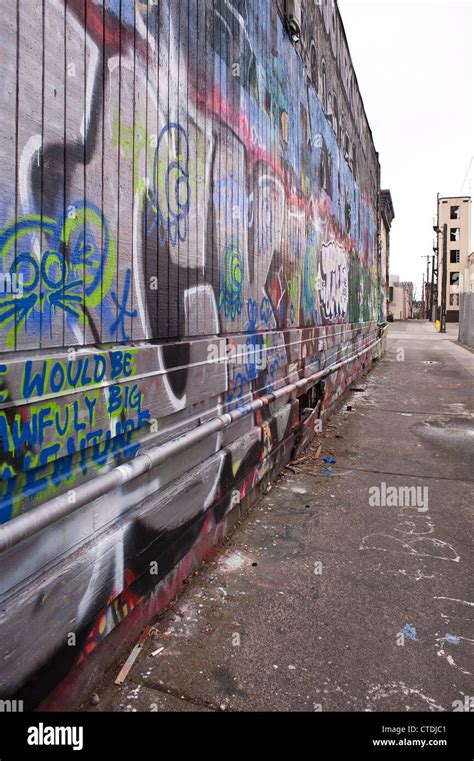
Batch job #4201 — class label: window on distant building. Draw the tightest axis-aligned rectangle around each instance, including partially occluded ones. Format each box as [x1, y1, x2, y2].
[450, 250, 460, 263]
[310, 41, 318, 90]
[450, 228, 460, 241]
[331, 91, 338, 141]
[321, 59, 327, 114]
[450, 271, 460, 285]
[449, 293, 460, 306]
[450, 205, 460, 219]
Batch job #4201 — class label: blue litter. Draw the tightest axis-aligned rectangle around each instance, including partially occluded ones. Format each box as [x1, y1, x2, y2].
[445, 634, 460, 645]
[402, 623, 417, 641]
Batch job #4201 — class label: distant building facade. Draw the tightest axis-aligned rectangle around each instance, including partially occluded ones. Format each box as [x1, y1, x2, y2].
[379, 190, 395, 322]
[389, 275, 412, 320]
[436, 196, 472, 323]
[459, 251, 474, 347]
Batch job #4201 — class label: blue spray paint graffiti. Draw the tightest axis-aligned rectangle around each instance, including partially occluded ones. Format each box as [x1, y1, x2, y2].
[149, 123, 191, 246]
[0, 202, 115, 346]
[110, 268, 138, 341]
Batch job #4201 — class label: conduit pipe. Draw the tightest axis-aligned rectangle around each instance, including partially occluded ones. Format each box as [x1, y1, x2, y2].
[0, 328, 387, 553]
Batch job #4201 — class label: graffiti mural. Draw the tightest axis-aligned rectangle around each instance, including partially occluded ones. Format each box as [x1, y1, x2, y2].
[0, 0, 385, 707]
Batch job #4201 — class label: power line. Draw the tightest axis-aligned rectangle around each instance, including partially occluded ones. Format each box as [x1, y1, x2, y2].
[459, 156, 473, 195]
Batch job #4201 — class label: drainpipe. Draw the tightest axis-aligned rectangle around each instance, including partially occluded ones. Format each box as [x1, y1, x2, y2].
[0, 330, 387, 553]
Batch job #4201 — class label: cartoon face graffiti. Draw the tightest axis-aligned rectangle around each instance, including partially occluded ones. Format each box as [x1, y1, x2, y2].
[0, 203, 115, 347]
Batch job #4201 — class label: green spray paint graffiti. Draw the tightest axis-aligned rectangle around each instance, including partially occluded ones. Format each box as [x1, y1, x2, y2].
[218, 238, 244, 320]
[0, 202, 116, 347]
[349, 251, 377, 323]
[302, 227, 318, 322]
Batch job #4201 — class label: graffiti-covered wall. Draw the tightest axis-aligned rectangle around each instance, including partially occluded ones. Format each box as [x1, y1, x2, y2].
[0, 0, 384, 706]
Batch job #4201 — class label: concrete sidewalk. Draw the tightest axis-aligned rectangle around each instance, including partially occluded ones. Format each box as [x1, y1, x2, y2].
[86, 321, 474, 712]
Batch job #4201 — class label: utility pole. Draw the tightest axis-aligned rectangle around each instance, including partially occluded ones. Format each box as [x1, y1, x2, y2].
[440, 223, 448, 332]
[430, 253, 436, 321]
[421, 255, 431, 319]
[432, 192, 440, 324]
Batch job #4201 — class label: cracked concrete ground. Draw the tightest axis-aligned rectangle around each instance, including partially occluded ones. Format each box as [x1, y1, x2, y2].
[84, 321, 473, 713]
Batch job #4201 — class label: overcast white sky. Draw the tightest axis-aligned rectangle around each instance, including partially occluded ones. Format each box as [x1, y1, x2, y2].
[338, 0, 474, 297]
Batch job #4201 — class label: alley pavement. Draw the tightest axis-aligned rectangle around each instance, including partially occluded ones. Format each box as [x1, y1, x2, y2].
[86, 321, 474, 712]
